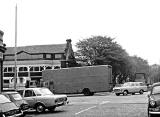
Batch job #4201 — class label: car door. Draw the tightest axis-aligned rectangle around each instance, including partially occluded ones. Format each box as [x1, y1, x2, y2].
[23, 89, 36, 108]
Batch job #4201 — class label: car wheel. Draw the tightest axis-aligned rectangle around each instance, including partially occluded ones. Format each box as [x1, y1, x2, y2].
[116, 93, 120, 96]
[139, 90, 144, 94]
[83, 88, 91, 96]
[36, 104, 45, 113]
[123, 90, 128, 96]
[132, 93, 135, 95]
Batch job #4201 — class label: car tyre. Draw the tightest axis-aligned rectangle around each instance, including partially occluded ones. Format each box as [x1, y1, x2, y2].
[139, 90, 144, 94]
[36, 104, 45, 113]
[115, 93, 120, 96]
[83, 88, 91, 96]
[123, 90, 128, 96]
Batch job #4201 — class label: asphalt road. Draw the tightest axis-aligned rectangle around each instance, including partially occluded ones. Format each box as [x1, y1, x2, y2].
[25, 92, 149, 117]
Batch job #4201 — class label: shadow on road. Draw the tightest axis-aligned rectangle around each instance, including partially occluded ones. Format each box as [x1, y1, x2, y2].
[25, 109, 67, 116]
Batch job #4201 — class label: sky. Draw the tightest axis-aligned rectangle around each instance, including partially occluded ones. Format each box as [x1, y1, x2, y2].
[0, 0, 160, 65]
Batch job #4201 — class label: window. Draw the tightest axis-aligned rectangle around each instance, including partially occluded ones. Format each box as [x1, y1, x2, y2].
[3, 67, 7, 72]
[30, 67, 34, 71]
[40, 66, 44, 71]
[55, 54, 62, 59]
[19, 67, 28, 72]
[8, 67, 13, 72]
[3, 80, 9, 83]
[17, 90, 24, 96]
[30, 66, 41, 72]
[24, 90, 36, 97]
[35, 67, 39, 71]
[46, 54, 51, 58]
[46, 66, 52, 69]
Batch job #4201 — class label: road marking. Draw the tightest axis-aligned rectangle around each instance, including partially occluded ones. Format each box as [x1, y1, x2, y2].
[75, 106, 97, 115]
[99, 101, 110, 105]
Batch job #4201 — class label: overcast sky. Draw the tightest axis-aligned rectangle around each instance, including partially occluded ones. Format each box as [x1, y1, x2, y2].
[0, 0, 160, 65]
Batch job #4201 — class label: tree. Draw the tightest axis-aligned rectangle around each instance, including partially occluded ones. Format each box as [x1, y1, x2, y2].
[76, 36, 130, 83]
[75, 35, 149, 84]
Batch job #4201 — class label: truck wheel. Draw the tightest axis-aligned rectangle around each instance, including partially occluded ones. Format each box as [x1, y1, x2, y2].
[36, 104, 45, 113]
[139, 90, 143, 94]
[83, 88, 91, 96]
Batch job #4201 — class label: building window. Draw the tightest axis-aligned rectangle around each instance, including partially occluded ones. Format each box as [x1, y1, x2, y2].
[46, 54, 51, 59]
[35, 67, 39, 71]
[3, 67, 7, 72]
[55, 54, 62, 59]
[46, 66, 52, 69]
[30, 66, 42, 72]
[40, 66, 44, 71]
[19, 67, 28, 72]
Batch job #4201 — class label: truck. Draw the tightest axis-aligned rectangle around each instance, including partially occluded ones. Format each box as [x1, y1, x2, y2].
[42, 65, 112, 96]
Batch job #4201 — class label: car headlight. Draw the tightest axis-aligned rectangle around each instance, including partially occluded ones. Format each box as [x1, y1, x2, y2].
[150, 100, 156, 107]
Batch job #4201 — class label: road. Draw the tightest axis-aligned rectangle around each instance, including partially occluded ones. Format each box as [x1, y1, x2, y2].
[25, 92, 149, 117]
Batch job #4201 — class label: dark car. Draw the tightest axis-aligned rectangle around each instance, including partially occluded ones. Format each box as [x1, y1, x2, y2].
[2, 91, 29, 113]
[0, 94, 23, 117]
[148, 82, 160, 117]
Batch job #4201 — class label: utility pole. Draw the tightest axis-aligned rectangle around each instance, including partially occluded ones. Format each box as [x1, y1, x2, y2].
[14, 4, 18, 89]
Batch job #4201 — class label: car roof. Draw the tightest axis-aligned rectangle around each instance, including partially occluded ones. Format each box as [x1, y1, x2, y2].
[152, 82, 160, 87]
[17, 87, 47, 90]
[2, 91, 19, 94]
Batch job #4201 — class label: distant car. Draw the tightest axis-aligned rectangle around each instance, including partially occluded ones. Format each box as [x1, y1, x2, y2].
[17, 87, 68, 113]
[148, 82, 160, 117]
[113, 82, 147, 96]
[0, 94, 23, 117]
[2, 91, 29, 113]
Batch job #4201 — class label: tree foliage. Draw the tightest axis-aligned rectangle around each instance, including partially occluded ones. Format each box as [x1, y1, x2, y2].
[75, 35, 149, 84]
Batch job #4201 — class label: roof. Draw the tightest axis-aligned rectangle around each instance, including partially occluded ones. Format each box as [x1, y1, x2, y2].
[152, 82, 160, 87]
[5, 44, 66, 55]
[2, 91, 18, 94]
[17, 87, 48, 90]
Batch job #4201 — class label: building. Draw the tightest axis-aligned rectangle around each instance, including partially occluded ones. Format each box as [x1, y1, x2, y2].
[3, 44, 66, 87]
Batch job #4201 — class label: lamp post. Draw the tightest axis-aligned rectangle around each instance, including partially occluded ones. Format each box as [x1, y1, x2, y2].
[0, 30, 6, 93]
[14, 4, 18, 90]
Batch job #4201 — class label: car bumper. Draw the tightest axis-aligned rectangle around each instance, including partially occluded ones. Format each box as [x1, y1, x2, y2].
[56, 101, 69, 107]
[149, 111, 160, 114]
[149, 107, 160, 114]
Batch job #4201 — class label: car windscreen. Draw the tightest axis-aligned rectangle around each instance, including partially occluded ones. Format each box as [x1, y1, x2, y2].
[0, 95, 11, 104]
[152, 86, 160, 95]
[122, 83, 130, 87]
[35, 88, 53, 95]
[11, 93, 23, 100]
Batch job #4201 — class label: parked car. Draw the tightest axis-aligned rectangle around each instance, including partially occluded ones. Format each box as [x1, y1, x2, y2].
[0, 94, 23, 117]
[148, 82, 160, 117]
[17, 87, 68, 113]
[113, 82, 147, 96]
[2, 91, 29, 113]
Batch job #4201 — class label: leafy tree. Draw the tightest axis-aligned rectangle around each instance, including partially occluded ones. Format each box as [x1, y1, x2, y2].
[76, 36, 130, 83]
[75, 35, 149, 84]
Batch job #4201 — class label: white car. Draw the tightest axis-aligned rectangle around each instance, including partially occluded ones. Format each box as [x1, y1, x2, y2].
[17, 87, 68, 113]
[113, 82, 147, 96]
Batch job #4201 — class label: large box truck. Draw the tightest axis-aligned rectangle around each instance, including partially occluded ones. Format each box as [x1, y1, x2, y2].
[42, 65, 112, 96]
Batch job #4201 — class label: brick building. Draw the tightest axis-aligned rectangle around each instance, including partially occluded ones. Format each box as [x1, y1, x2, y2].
[3, 44, 66, 87]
